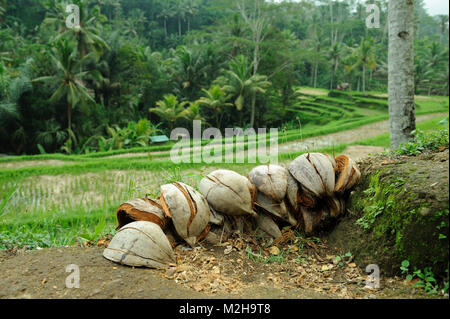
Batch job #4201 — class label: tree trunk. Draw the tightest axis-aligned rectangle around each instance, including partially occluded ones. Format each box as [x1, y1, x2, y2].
[178, 16, 181, 36]
[250, 92, 256, 128]
[362, 64, 366, 94]
[313, 61, 318, 88]
[164, 19, 167, 38]
[388, 0, 415, 150]
[67, 102, 72, 131]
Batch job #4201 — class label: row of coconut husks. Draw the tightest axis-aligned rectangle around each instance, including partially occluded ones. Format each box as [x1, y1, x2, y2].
[103, 152, 361, 268]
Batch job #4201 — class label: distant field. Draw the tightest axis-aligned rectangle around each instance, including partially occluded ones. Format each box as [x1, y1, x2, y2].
[0, 88, 448, 250]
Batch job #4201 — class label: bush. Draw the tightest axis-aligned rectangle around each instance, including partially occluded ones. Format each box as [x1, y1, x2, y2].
[396, 129, 449, 156]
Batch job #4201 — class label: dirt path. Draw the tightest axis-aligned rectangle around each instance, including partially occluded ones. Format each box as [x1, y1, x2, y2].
[0, 242, 434, 299]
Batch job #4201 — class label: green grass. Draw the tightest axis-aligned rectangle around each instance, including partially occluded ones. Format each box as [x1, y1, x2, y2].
[356, 116, 449, 148]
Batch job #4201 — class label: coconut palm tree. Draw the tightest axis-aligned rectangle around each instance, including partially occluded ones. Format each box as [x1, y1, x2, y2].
[197, 85, 233, 128]
[328, 42, 342, 90]
[184, 0, 199, 32]
[214, 55, 271, 126]
[352, 37, 376, 94]
[157, 1, 172, 38]
[149, 94, 189, 131]
[44, 0, 108, 58]
[180, 101, 206, 123]
[33, 39, 100, 131]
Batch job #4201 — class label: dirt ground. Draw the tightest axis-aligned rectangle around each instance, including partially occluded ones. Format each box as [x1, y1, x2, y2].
[0, 234, 440, 299]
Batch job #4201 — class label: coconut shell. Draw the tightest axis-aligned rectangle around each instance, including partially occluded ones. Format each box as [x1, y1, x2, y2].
[299, 206, 323, 234]
[296, 184, 317, 208]
[103, 221, 176, 268]
[257, 213, 282, 239]
[254, 191, 297, 226]
[116, 198, 168, 230]
[286, 171, 299, 211]
[326, 195, 346, 218]
[288, 153, 335, 197]
[209, 207, 224, 226]
[335, 155, 361, 193]
[160, 182, 210, 247]
[248, 164, 288, 202]
[199, 169, 257, 217]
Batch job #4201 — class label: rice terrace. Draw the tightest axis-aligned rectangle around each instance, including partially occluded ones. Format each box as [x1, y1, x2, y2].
[0, 0, 449, 303]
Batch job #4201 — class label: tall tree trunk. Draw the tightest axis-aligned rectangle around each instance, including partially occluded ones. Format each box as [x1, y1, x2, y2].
[164, 19, 167, 38]
[388, 0, 415, 149]
[362, 64, 366, 94]
[67, 102, 72, 131]
[313, 61, 318, 88]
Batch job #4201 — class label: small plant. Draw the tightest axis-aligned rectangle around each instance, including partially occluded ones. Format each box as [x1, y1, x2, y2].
[396, 128, 449, 156]
[334, 252, 353, 266]
[400, 260, 413, 281]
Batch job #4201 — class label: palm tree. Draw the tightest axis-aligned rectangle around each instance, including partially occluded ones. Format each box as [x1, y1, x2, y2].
[157, 1, 172, 38]
[214, 55, 271, 126]
[328, 42, 342, 90]
[180, 101, 206, 123]
[352, 37, 376, 94]
[33, 39, 99, 130]
[197, 85, 233, 127]
[170, 46, 208, 100]
[174, 0, 187, 36]
[44, 0, 108, 58]
[149, 94, 189, 131]
[184, 0, 199, 32]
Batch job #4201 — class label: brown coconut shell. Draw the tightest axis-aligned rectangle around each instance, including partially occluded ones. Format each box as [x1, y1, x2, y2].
[325, 195, 346, 218]
[248, 164, 288, 202]
[116, 198, 169, 230]
[288, 152, 335, 198]
[335, 155, 361, 193]
[257, 213, 282, 239]
[299, 205, 323, 234]
[160, 182, 210, 247]
[254, 191, 297, 226]
[199, 169, 257, 217]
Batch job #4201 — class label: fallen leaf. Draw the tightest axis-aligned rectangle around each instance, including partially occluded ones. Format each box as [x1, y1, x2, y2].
[269, 246, 280, 255]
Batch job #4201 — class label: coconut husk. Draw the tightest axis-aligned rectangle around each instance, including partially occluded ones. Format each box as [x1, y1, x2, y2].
[286, 171, 299, 211]
[103, 221, 176, 268]
[254, 191, 297, 226]
[296, 184, 317, 208]
[288, 152, 335, 197]
[299, 205, 323, 234]
[257, 213, 282, 239]
[248, 164, 288, 202]
[335, 155, 361, 193]
[209, 207, 224, 226]
[160, 182, 210, 247]
[116, 198, 168, 230]
[199, 169, 257, 217]
[325, 195, 346, 218]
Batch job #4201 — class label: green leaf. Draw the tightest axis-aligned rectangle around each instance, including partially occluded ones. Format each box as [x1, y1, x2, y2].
[401, 260, 410, 268]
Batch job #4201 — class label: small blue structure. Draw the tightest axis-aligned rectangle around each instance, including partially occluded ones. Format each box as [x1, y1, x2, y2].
[150, 135, 170, 144]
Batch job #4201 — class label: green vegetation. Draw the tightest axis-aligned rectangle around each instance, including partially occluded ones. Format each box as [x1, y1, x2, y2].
[1, 0, 448, 156]
[400, 260, 449, 295]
